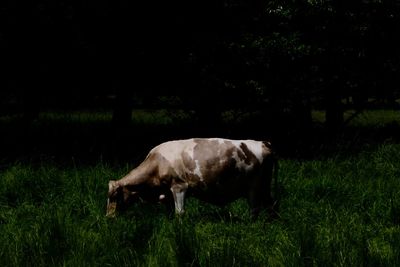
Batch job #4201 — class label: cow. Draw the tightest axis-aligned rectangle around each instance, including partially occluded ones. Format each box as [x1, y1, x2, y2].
[106, 138, 278, 219]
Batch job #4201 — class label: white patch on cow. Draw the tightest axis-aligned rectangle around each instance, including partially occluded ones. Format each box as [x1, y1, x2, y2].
[155, 139, 198, 165]
[185, 139, 197, 160]
[244, 140, 264, 163]
[210, 138, 225, 145]
[154, 140, 185, 164]
[193, 160, 203, 181]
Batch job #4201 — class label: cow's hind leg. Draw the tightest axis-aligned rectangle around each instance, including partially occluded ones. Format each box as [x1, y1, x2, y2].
[262, 157, 280, 220]
[248, 187, 278, 220]
[247, 173, 265, 219]
[248, 158, 278, 220]
[263, 178, 276, 218]
[248, 187, 264, 220]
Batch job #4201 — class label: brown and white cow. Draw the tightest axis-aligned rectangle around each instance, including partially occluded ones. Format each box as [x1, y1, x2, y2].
[106, 138, 277, 218]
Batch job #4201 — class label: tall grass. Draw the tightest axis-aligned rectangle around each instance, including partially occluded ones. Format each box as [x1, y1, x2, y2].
[1, 144, 400, 266]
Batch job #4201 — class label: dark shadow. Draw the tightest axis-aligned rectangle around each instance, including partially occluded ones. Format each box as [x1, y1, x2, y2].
[1, 111, 400, 168]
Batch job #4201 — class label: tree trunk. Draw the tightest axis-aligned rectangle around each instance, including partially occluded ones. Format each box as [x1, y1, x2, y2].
[325, 90, 343, 129]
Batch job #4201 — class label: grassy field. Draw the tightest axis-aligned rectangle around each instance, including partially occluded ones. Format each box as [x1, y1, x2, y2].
[1, 143, 400, 266]
[1, 109, 400, 266]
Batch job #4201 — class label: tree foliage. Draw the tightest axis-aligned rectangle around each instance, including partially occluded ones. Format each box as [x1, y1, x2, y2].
[2, 0, 400, 128]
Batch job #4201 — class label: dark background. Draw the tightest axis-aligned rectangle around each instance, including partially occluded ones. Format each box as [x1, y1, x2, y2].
[1, 0, 400, 165]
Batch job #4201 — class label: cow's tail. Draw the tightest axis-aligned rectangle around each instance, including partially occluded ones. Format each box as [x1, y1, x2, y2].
[263, 140, 280, 216]
[272, 154, 279, 203]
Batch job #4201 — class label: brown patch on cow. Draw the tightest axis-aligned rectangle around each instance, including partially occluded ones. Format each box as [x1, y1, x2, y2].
[152, 152, 178, 185]
[191, 139, 240, 184]
[240, 142, 258, 165]
[122, 152, 174, 188]
[193, 139, 222, 180]
[235, 145, 247, 162]
[182, 151, 196, 171]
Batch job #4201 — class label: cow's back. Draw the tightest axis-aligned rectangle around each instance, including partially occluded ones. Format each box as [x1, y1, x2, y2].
[150, 138, 271, 187]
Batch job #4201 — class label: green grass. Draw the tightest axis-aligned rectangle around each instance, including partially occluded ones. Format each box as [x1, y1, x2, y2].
[36, 109, 192, 126]
[0, 109, 191, 126]
[312, 110, 400, 127]
[1, 144, 400, 266]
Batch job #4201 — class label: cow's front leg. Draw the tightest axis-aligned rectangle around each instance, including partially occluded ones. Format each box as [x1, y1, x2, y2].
[170, 183, 188, 215]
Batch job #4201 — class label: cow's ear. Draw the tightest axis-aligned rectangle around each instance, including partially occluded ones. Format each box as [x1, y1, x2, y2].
[128, 191, 139, 201]
[122, 189, 139, 203]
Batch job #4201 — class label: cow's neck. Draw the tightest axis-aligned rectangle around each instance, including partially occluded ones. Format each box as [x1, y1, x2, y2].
[118, 163, 151, 187]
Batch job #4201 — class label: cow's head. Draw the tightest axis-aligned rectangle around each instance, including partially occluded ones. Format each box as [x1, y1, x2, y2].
[106, 180, 140, 217]
[106, 180, 170, 217]
[106, 180, 121, 217]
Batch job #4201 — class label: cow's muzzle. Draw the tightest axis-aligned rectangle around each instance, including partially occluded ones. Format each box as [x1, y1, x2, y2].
[106, 201, 117, 218]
